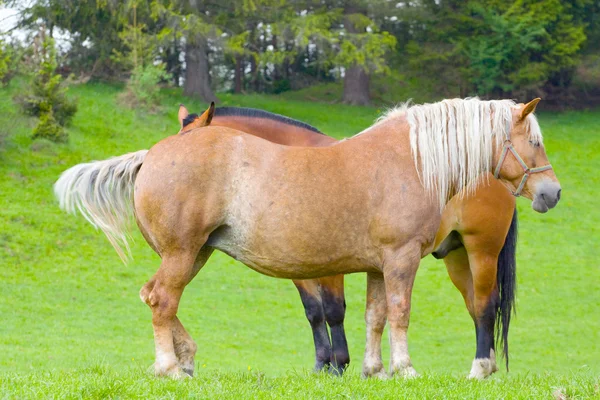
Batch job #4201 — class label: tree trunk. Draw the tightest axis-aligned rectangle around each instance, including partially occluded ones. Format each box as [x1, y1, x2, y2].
[343, 65, 370, 105]
[234, 56, 243, 93]
[166, 34, 182, 87]
[250, 56, 259, 92]
[184, 39, 218, 103]
[342, 3, 370, 105]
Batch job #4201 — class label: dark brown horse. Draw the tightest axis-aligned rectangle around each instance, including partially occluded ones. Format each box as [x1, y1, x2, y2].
[55, 98, 560, 379]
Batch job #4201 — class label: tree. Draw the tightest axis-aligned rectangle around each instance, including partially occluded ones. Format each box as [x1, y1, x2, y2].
[7, 0, 129, 79]
[152, 1, 218, 102]
[18, 29, 77, 142]
[338, 5, 396, 105]
[401, 0, 586, 98]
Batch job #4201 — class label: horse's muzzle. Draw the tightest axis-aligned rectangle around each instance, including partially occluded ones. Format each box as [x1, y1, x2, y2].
[532, 182, 561, 213]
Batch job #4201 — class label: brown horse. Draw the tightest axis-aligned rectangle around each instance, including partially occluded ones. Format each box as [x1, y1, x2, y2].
[54, 98, 560, 379]
[182, 103, 519, 379]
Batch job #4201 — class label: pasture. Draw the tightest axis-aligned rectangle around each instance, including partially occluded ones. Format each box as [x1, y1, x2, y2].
[0, 82, 599, 398]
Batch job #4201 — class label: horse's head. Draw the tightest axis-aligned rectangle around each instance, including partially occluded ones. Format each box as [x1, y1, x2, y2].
[178, 102, 215, 133]
[494, 98, 561, 213]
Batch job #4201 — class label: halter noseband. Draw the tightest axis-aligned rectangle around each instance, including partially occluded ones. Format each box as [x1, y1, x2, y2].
[493, 121, 553, 197]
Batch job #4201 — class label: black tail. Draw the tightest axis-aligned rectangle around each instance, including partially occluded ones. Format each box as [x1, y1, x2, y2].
[496, 207, 518, 371]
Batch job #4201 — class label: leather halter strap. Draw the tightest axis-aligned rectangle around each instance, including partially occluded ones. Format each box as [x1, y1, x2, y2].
[493, 121, 552, 197]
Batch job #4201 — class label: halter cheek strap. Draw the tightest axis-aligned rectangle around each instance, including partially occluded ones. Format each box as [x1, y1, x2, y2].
[493, 122, 553, 197]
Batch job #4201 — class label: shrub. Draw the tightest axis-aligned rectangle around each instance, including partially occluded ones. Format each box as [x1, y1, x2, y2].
[17, 30, 77, 142]
[32, 108, 67, 143]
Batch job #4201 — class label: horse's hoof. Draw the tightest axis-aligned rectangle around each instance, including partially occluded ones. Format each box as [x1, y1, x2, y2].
[313, 361, 330, 373]
[155, 363, 188, 379]
[327, 365, 345, 377]
[467, 358, 496, 380]
[393, 365, 419, 379]
[362, 366, 388, 379]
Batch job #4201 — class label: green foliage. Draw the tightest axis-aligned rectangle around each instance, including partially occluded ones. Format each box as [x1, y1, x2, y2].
[6, 0, 600, 105]
[17, 32, 77, 142]
[0, 40, 10, 84]
[335, 27, 396, 74]
[32, 108, 67, 142]
[405, 0, 587, 97]
[121, 63, 169, 108]
[457, 5, 547, 94]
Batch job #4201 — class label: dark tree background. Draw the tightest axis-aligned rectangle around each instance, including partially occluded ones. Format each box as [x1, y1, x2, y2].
[3, 0, 600, 106]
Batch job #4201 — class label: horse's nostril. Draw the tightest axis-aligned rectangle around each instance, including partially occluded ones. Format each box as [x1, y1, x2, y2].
[557, 189, 561, 201]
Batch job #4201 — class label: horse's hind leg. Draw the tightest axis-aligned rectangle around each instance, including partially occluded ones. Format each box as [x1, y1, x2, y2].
[139, 247, 207, 378]
[445, 240, 499, 379]
[465, 246, 500, 379]
[171, 247, 214, 376]
[320, 275, 349, 375]
[293, 279, 331, 372]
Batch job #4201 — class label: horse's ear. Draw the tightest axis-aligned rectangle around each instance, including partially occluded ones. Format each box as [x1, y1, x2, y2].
[196, 102, 215, 127]
[178, 104, 190, 129]
[520, 98, 541, 121]
[178, 102, 216, 134]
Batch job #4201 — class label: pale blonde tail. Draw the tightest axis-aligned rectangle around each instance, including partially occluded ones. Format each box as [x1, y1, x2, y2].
[54, 150, 149, 262]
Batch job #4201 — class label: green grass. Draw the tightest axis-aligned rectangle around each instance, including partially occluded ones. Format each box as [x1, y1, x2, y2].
[1, 368, 598, 399]
[0, 81, 599, 397]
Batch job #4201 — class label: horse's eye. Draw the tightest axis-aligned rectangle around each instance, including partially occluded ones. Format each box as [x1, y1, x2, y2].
[528, 140, 540, 148]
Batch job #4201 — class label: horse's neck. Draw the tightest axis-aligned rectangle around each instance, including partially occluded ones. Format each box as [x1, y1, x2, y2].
[210, 115, 335, 147]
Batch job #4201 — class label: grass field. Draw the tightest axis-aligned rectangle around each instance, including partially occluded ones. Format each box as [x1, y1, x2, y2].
[0, 81, 599, 398]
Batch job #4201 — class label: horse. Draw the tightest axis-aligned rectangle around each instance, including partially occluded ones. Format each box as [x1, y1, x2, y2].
[181, 102, 521, 379]
[180, 104, 350, 374]
[54, 97, 561, 379]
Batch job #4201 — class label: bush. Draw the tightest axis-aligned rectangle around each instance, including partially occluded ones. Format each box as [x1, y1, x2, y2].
[16, 30, 77, 142]
[32, 108, 67, 143]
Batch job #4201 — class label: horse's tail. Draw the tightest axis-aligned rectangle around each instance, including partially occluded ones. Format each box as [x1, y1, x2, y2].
[495, 207, 518, 371]
[54, 150, 149, 262]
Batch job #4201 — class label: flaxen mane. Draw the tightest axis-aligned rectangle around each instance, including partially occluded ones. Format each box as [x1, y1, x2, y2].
[379, 98, 543, 209]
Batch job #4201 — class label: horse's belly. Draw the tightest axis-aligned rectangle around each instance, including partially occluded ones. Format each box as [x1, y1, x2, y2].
[208, 231, 379, 279]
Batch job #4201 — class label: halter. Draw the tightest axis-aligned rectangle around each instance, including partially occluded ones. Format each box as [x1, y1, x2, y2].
[493, 121, 553, 197]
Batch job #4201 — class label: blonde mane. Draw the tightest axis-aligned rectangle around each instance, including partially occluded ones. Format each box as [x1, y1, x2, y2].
[379, 98, 543, 210]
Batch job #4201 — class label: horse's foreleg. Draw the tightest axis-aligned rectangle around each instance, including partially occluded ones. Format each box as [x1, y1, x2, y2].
[362, 272, 387, 379]
[320, 274, 349, 375]
[139, 250, 201, 378]
[464, 243, 500, 379]
[170, 247, 214, 376]
[383, 245, 420, 378]
[293, 279, 331, 372]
